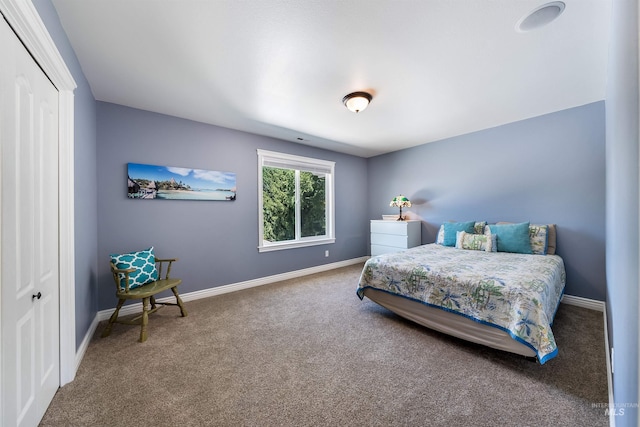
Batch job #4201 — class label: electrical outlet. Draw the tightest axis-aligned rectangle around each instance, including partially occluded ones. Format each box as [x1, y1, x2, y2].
[325, 250, 329, 257]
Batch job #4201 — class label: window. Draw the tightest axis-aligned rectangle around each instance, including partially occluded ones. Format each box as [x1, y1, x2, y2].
[258, 149, 335, 252]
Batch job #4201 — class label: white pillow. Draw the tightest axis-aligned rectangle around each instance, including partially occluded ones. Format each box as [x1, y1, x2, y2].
[455, 231, 496, 252]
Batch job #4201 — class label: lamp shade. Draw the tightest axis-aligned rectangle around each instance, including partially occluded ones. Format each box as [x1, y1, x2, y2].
[342, 91, 372, 113]
[390, 195, 411, 221]
[390, 195, 412, 208]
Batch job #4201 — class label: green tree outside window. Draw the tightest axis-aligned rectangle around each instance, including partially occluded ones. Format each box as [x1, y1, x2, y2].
[258, 150, 335, 252]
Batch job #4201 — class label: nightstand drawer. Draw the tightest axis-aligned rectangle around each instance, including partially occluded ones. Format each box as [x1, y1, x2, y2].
[371, 233, 409, 248]
[370, 221, 410, 236]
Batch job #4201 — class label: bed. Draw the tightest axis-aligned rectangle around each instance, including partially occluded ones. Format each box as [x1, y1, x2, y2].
[356, 242, 566, 364]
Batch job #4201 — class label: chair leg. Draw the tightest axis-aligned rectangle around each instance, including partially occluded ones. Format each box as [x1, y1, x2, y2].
[102, 298, 125, 338]
[150, 295, 157, 310]
[140, 297, 150, 343]
[171, 287, 188, 317]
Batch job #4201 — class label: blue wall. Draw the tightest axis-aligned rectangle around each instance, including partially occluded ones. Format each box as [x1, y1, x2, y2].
[96, 102, 369, 310]
[605, 0, 639, 425]
[367, 102, 606, 301]
[32, 0, 99, 350]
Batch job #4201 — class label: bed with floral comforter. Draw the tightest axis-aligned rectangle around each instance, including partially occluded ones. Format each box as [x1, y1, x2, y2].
[357, 244, 566, 364]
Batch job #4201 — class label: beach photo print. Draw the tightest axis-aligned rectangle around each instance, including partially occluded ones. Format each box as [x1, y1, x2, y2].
[127, 162, 236, 201]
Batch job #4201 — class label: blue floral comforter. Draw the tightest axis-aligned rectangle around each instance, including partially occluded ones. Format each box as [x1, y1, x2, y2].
[357, 244, 566, 364]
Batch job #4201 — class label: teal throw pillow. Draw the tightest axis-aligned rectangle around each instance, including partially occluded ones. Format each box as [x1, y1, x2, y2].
[110, 247, 158, 290]
[443, 221, 476, 247]
[488, 222, 533, 254]
[436, 221, 486, 244]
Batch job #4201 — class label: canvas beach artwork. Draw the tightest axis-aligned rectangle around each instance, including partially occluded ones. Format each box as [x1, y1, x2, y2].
[127, 163, 236, 201]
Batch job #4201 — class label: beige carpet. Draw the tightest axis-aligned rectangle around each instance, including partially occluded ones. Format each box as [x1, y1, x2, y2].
[41, 264, 608, 426]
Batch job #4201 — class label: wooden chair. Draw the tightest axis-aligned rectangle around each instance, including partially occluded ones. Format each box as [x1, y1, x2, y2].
[102, 258, 187, 342]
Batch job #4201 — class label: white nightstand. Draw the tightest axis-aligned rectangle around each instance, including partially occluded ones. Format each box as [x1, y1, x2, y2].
[370, 220, 421, 256]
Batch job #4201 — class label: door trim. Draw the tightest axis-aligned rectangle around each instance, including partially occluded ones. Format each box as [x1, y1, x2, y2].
[0, 0, 77, 396]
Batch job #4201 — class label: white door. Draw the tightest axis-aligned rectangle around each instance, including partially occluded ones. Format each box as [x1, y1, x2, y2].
[0, 15, 60, 427]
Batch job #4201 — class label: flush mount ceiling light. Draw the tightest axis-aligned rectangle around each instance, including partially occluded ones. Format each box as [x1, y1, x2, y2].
[342, 91, 372, 113]
[516, 1, 565, 32]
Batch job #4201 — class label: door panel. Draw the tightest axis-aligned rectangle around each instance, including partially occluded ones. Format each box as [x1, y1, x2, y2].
[1, 15, 60, 427]
[17, 311, 35, 424]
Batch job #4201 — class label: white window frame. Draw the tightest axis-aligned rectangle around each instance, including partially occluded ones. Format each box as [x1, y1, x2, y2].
[257, 149, 335, 252]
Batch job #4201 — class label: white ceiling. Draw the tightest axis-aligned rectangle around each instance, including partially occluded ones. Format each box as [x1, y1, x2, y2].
[51, 0, 610, 158]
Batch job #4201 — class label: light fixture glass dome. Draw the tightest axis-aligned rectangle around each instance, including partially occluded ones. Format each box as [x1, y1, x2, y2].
[342, 91, 372, 113]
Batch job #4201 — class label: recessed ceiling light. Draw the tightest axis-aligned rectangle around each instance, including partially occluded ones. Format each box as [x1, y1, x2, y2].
[516, 1, 565, 32]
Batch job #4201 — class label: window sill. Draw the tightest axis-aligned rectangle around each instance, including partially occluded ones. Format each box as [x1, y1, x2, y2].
[258, 238, 335, 252]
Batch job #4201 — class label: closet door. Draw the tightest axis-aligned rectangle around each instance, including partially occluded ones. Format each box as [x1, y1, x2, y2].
[0, 15, 60, 427]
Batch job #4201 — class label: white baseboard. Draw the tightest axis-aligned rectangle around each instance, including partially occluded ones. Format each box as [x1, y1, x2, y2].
[97, 256, 369, 321]
[95, 263, 604, 321]
[75, 314, 100, 372]
[561, 294, 605, 312]
[602, 306, 615, 427]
